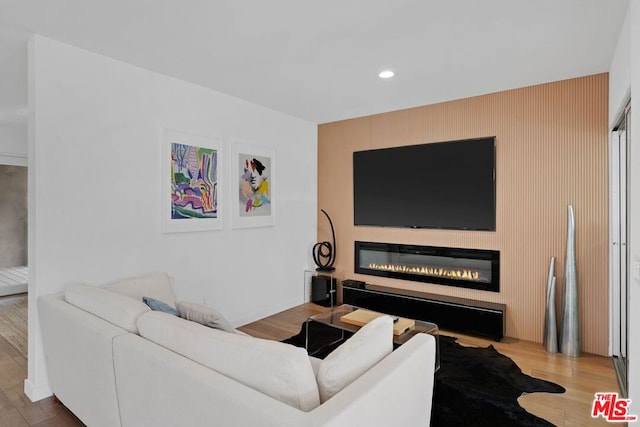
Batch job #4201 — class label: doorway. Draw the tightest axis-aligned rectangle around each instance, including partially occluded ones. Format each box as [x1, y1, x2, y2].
[610, 101, 631, 396]
[0, 161, 29, 399]
[0, 163, 28, 296]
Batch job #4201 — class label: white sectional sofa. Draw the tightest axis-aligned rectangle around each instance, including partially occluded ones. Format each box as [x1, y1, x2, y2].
[38, 272, 436, 427]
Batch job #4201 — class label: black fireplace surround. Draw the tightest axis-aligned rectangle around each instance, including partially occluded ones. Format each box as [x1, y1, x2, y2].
[355, 241, 500, 292]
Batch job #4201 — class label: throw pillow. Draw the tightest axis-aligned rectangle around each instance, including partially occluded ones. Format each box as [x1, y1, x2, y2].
[143, 296, 178, 316]
[317, 315, 393, 402]
[175, 301, 235, 333]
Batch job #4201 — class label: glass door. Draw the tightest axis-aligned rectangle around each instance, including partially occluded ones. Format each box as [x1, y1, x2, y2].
[611, 102, 630, 396]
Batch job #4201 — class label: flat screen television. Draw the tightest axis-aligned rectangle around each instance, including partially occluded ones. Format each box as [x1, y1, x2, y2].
[353, 137, 496, 231]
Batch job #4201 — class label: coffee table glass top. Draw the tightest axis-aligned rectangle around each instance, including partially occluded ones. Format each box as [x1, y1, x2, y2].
[306, 304, 439, 370]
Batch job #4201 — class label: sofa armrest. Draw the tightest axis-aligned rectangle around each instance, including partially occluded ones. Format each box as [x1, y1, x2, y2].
[309, 333, 436, 427]
[38, 294, 128, 427]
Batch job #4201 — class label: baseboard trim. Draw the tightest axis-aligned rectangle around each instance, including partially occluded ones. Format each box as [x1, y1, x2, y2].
[0, 153, 28, 167]
[0, 284, 28, 297]
[24, 378, 53, 402]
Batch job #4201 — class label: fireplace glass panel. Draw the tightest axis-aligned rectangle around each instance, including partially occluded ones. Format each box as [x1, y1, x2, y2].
[359, 249, 492, 284]
[355, 242, 500, 292]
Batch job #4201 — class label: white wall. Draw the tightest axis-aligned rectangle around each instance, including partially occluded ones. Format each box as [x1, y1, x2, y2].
[609, 0, 639, 413]
[0, 123, 27, 165]
[26, 36, 317, 400]
[609, 8, 630, 125]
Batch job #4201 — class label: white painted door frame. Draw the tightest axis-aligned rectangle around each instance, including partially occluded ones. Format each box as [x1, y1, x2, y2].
[610, 100, 631, 394]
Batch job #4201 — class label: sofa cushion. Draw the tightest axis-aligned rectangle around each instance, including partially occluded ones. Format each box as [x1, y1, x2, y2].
[65, 283, 150, 333]
[175, 301, 234, 333]
[103, 272, 176, 308]
[309, 356, 322, 376]
[143, 296, 178, 316]
[317, 315, 393, 402]
[137, 311, 320, 411]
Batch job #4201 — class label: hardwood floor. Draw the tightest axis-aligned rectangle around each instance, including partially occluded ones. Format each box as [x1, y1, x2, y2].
[443, 332, 621, 426]
[0, 294, 83, 427]
[0, 295, 620, 426]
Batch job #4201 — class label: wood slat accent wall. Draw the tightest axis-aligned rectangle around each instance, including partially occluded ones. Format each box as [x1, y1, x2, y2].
[317, 73, 609, 355]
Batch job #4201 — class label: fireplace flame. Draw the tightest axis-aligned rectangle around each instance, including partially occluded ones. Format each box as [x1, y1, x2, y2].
[367, 263, 481, 281]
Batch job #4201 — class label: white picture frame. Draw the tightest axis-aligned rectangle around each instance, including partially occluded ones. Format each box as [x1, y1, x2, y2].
[161, 129, 223, 233]
[231, 142, 275, 228]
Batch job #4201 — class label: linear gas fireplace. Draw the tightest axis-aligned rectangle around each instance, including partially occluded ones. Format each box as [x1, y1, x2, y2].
[355, 241, 500, 292]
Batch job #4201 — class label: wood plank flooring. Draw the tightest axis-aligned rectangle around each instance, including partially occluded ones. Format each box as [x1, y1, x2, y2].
[0, 294, 84, 426]
[0, 296, 621, 426]
[0, 294, 27, 358]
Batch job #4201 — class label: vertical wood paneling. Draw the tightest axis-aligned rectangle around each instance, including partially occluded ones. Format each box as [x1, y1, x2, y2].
[318, 74, 610, 355]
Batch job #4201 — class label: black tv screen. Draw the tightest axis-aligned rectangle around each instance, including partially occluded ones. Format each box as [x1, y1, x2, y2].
[353, 137, 496, 231]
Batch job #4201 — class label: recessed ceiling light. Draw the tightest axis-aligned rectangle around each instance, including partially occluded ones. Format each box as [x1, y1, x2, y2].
[378, 70, 395, 79]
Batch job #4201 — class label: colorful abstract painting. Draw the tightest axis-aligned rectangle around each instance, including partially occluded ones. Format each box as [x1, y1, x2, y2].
[170, 142, 218, 219]
[232, 143, 275, 228]
[162, 129, 223, 233]
[238, 153, 271, 217]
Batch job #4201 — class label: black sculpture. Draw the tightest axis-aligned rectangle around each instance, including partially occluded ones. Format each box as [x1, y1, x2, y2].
[312, 209, 336, 272]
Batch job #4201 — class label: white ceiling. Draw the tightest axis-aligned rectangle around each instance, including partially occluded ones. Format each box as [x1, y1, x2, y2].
[0, 0, 630, 125]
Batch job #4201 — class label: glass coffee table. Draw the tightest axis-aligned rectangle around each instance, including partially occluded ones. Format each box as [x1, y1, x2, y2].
[306, 304, 439, 370]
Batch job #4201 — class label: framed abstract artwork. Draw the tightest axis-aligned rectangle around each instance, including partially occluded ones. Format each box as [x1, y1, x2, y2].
[162, 129, 223, 233]
[231, 143, 275, 228]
